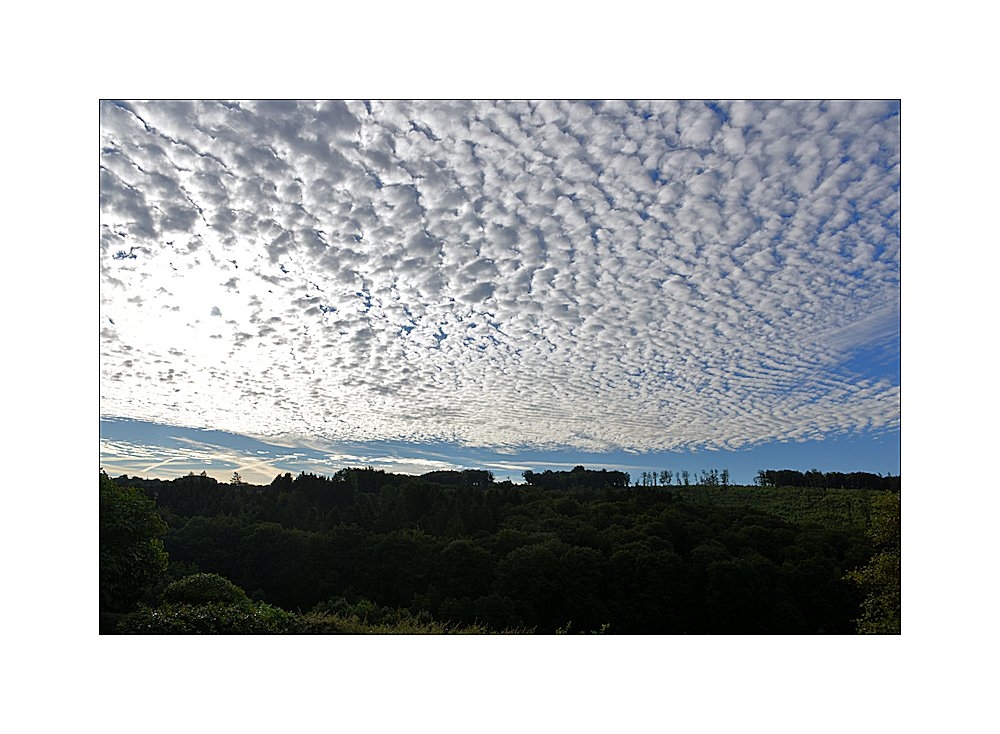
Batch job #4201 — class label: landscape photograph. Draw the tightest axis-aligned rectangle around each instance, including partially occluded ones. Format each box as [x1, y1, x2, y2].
[99, 99, 901, 636]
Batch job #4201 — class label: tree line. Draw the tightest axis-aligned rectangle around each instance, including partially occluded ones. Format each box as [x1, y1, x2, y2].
[754, 469, 900, 490]
[629, 468, 732, 486]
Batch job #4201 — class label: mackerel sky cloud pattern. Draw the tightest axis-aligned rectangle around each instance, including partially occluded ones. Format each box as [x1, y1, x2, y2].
[100, 100, 900, 455]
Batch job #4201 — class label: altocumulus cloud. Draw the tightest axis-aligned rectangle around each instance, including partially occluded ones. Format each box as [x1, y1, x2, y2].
[100, 100, 900, 454]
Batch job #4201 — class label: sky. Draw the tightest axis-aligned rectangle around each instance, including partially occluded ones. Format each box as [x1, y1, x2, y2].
[99, 99, 900, 485]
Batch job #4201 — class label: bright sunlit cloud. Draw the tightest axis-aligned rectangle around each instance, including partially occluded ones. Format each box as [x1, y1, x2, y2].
[100, 100, 900, 457]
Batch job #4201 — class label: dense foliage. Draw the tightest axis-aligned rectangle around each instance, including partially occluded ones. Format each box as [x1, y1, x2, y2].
[105, 466, 900, 634]
[846, 491, 901, 633]
[100, 471, 168, 612]
[161, 572, 251, 606]
[117, 599, 294, 634]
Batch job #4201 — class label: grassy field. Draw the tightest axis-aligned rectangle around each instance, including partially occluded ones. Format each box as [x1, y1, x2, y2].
[672, 485, 882, 530]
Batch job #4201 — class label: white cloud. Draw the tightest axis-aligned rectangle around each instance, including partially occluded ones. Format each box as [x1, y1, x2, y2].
[100, 100, 900, 454]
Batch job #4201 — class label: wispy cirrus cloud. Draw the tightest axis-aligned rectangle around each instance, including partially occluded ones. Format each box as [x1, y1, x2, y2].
[100, 100, 899, 455]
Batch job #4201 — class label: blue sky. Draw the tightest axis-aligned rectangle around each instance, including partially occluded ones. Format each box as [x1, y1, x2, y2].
[100, 100, 900, 486]
[100, 417, 898, 486]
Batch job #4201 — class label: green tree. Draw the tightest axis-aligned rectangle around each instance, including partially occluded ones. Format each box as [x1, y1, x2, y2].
[847, 491, 901, 633]
[432, 538, 495, 599]
[496, 539, 571, 630]
[100, 472, 169, 612]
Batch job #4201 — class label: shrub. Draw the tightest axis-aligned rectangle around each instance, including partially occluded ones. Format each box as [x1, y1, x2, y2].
[311, 596, 410, 625]
[161, 573, 251, 607]
[116, 601, 293, 634]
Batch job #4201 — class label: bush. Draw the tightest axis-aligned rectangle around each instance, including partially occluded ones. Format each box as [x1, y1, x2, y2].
[161, 573, 251, 607]
[116, 601, 293, 634]
[311, 596, 417, 626]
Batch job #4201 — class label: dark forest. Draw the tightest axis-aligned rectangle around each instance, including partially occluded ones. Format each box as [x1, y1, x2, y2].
[100, 465, 900, 634]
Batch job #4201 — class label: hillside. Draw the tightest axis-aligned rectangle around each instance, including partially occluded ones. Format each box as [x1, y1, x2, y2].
[101, 467, 900, 634]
